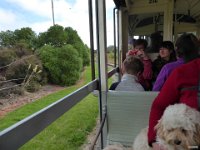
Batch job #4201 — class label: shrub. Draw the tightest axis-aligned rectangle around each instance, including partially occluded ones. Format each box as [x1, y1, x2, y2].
[46, 25, 68, 47]
[35, 70, 48, 85]
[64, 27, 90, 67]
[0, 75, 6, 81]
[13, 40, 33, 58]
[25, 80, 41, 92]
[73, 42, 90, 67]
[6, 58, 27, 81]
[38, 44, 82, 86]
[82, 47, 90, 66]
[0, 82, 24, 98]
[5, 55, 46, 85]
[0, 49, 17, 67]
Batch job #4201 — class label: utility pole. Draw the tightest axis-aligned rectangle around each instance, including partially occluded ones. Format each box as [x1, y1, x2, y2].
[51, 0, 55, 25]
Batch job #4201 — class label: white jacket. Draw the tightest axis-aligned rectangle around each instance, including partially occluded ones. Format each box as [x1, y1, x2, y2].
[115, 73, 144, 91]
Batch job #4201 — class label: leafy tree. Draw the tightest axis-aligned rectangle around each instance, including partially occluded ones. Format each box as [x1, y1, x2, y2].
[73, 42, 90, 66]
[83, 45, 90, 66]
[107, 45, 115, 53]
[14, 27, 37, 49]
[14, 39, 29, 50]
[65, 27, 90, 66]
[36, 26, 90, 67]
[36, 32, 47, 48]
[45, 25, 68, 47]
[65, 27, 81, 45]
[38, 44, 82, 85]
[0, 30, 16, 47]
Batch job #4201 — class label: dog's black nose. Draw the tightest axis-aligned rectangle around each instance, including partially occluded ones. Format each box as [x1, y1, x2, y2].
[174, 139, 181, 145]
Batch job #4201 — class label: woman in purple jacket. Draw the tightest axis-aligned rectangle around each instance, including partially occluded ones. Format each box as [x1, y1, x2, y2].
[152, 33, 200, 91]
[152, 41, 177, 82]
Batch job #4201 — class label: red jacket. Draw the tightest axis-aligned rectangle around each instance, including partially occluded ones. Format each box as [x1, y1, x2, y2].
[127, 50, 153, 90]
[148, 58, 200, 145]
[138, 59, 152, 90]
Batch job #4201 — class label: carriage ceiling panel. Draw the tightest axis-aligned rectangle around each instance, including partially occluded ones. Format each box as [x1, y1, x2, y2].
[113, 0, 200, 23]
[175, 0, 200, 22]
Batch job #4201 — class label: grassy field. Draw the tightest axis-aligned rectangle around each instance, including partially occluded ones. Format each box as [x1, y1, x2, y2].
[0, 66, 99, 150]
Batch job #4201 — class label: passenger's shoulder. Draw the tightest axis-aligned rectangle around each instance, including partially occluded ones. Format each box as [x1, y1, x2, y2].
[178, 58, 200, 71]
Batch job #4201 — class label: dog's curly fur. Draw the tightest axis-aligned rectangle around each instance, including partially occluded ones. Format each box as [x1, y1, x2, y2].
[156, 104, 200, 150]
[133, 127, 152, 150]
[133, 104, 200, 150]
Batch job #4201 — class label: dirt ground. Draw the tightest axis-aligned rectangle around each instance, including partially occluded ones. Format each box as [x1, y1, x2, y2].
[0, 84, 65, 118]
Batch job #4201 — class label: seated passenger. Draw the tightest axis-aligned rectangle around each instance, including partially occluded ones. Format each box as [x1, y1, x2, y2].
[127, 39, 152, 91]
[153, 33, 200, 91]
[146, 31, 163, 53]
[152, 41, 177, 82]
[109, 56, 144, 91]
[148, 34, 200, 149]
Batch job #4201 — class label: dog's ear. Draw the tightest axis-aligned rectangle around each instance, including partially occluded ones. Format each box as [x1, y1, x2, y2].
[194, 124, 200, 144]
[155, 118, 166, 140]
[155, 118, 162, 131]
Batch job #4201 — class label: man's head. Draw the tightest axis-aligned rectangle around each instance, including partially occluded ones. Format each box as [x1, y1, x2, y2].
[122, 56, 144, 76]
[133, 39, 148, 51]
[133, 39, 148, 57]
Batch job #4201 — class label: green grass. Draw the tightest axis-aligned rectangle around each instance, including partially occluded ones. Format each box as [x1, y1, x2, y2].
[0, 66, 99, 150]
[21, 94, 98, 150]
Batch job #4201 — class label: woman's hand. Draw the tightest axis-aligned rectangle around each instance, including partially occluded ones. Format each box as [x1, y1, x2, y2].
[127, 50, 138, 56]
[152, 143, 167, 150]
[137, 50, 149, 60]
[126, 49, 150, 60]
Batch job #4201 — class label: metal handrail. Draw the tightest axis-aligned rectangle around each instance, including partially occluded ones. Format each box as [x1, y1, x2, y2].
[90, 111, 107, 150]
[0, 68, 118, 150]
[0, 79, 98, 150]
[108, 67, 119, 78]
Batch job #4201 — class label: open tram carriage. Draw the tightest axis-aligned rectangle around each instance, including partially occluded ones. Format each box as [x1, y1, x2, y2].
[0, 0, 200, 149]
[96, 0, 200, 149]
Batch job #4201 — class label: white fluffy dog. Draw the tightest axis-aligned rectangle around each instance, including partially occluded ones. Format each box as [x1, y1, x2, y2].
[133, 127, 152, 150]
[133, 104, 200, 150]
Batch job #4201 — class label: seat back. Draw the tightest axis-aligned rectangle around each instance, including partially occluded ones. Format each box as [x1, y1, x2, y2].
[106, 91, 159, 146]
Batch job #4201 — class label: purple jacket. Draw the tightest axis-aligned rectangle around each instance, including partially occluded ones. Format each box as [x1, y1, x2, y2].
[152, 58, 184, 91]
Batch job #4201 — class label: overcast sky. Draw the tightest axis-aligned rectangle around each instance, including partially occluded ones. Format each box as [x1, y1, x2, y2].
[0, 0, 115, 47]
